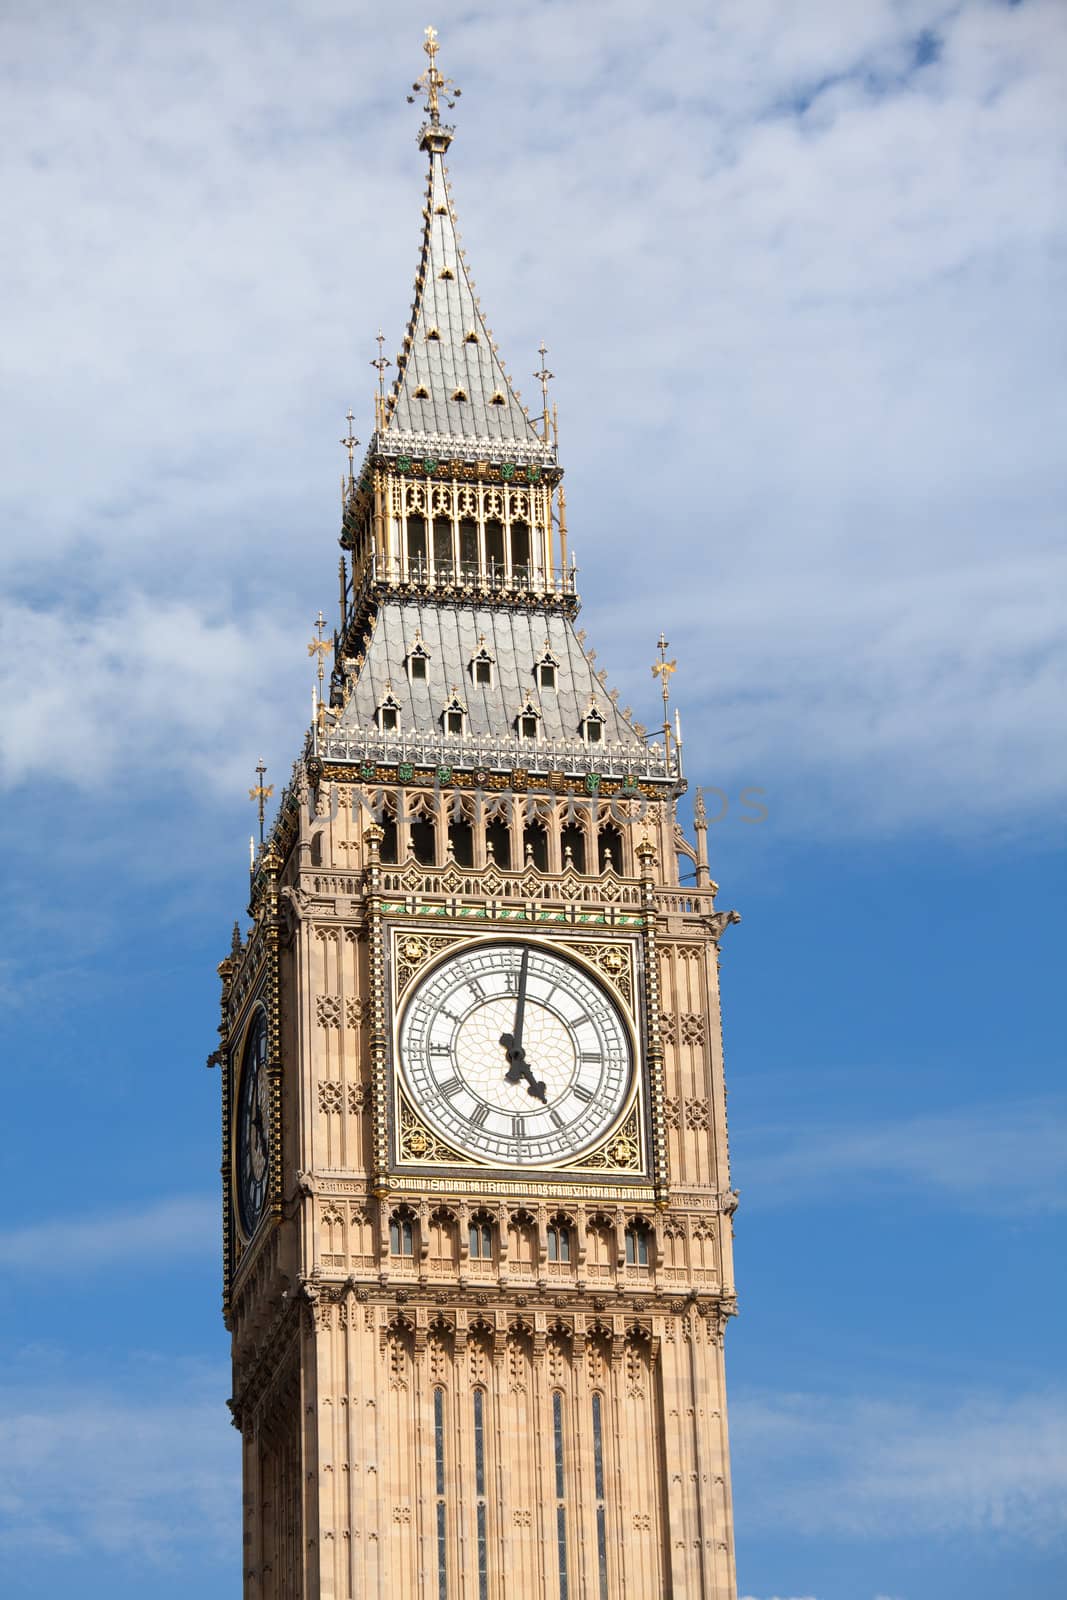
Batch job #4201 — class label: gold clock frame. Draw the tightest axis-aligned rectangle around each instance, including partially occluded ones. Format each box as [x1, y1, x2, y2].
[385, 926, 650, 1181]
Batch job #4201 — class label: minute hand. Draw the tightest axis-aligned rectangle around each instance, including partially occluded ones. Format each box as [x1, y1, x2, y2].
[511, 948, 529, 1051]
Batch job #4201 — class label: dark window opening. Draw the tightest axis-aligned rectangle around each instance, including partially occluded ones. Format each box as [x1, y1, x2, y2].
[459, 518, 479, 571]
[474, 658, 492, 686]
[560, 824, 586, 873]
[510, 522, 530, 578]
[409, 655, 427, 681]
[523, 822, 548, 872]
[407, 514, 427, 567]
[586, 718, 603, 745]
[380, 705, 399, 733]
[485, 520, 505, 571]
[538, 662, 556, 690]
[520, 715, 538, 740]
[598, 825, 622, 874]
[380, 814, 398, 864]
[446, 709, 464, 736]
[433, 517, 452, 569]
[486, 820, 510, 868]
[448, 817, 474, 866]
[409, 817, 436, 866]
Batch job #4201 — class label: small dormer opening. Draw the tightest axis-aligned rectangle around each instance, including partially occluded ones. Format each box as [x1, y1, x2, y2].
[406, 633, 431, 684]
[516, 692, 542, 741]
[434, 203, 448, 215]
[426, 326, 441, 341]
[438, 267, 455, 280]
[582, 701, 606, 746]
[413, 384, 430, 400]
[488, 391, 506, 406]
[470, 636, 495, 688]
[442, 688, 467, 738]
[450, 387, 468, 402]
[535, 640, 561, 691]
[465, 330, 480, 344]
[377, 685, 402, 735]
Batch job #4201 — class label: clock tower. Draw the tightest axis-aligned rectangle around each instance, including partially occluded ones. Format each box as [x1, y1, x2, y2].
[215, 29, 740, 1599]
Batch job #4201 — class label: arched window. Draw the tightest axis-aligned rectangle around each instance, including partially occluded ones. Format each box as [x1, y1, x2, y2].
[522, 818, 548, 872]
[598, 822, 623, 874]
[390, 1210, 415, 1257]
[510, 520, 530, 581]
[379, 801, 399, 865]
[547, 1220, 571, 1263]
[468, 1212, 494, 1259]
[625, 1220, 650, 1267]
[448, 811, 474, 867]
[485, 519, 505, 575]
[485, 817, 510, 868]
[560, 823, 586, 874]
[406, 513, 427, 574]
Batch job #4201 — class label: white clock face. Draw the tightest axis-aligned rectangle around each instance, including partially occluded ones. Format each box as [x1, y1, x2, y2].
[397, 941, 634, 1168]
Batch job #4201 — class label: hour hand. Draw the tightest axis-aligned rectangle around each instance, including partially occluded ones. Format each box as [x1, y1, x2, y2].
[498, 1032, 547, 1103]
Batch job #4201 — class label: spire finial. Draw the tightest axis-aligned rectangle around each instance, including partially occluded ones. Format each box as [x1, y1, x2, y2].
[248, 759, 274, 846]
[408, 25, 461, 149]
[341, 410, 359, 480]
[651, 632, 678, 768]
[534, 342, 554, 443]
[308, 611, 332, 728]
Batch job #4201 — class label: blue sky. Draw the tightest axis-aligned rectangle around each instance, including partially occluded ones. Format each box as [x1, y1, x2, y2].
[1, 2, 1064, 1597]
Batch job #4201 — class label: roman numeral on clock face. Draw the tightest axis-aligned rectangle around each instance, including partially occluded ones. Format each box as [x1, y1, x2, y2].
[580, 1052, 602, 1065]
[512, 1116, 525, 1140]
[470, 1103, 489, 1128]
[437, 1075, 462, 1099]
[573, 1084, 594, 1103]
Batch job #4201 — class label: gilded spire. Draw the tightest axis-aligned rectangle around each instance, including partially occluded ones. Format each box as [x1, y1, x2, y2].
[380, 28, 551, 455]
[407, 25, 461, 155]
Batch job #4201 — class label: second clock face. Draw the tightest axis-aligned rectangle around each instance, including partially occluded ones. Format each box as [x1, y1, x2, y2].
[397, 940, 634, 1168]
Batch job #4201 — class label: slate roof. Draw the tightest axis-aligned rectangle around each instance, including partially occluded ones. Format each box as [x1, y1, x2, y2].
[329, 601, 649, 759]
[380, 150, 549, 451]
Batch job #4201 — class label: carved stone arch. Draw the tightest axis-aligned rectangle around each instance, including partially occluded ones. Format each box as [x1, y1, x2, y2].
[545, 1319, 573, 1387]
[585, 1322, 613, 1386]
[507, 1208, 537, 1273]
[623, 1323, 654, 1397]
[466, 1317, 494, 1386]
[384, 1314, 416, 1387]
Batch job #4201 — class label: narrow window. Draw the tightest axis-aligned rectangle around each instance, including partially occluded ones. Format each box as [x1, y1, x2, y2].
[409, 816, 436, 866]
[523, 822, 548, 872]
[390, 1216, 413, 1256]
[410, 654, 428, 682]
[553, 1391, 568, 1598]
[485, 520, 505, 571]
[459, 518, 478, 572]
[485, 819, 510, 868]
[538, 662, 556, 690]
[560, 824, 586, 874]
[547, 1223, 571, 1263]
[448, 816, 474, 867]
[474, 1389, 488, 1600]
[592, 1393, 608, 1600]
[407, 514, 427, 568]
[586, 719, 603, 745]
[380, 704, 399, 733]
[434, 1387, 448, 1600]
[520, 714, 538, 740]
[380, 813, 398, 864]
[447, 709, 464, 735]
[433, 517, 452, 572]
[598, 825, 622, 874]
[469, 1220, 492, 1259]
[474, 658, 492, 686]
[625, 1224, 649, 1267]
[510, 521, 530, 578]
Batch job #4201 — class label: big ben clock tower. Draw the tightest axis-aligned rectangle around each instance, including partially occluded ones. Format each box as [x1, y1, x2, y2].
[214, 28, 741, 1600]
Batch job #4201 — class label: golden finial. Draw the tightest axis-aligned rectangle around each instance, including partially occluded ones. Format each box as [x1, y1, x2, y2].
[248, 759, 274, 846]
[407, 25, 462, 131]
[651, 632, 678, 767]
[307, 611, 331, 724]
[534, 342, 554, 442]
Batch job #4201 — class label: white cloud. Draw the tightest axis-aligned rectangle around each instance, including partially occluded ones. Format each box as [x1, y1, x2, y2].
[0, 0, 1064, 834]
[735, 1096, 1067, 1214]
[732, 1386, 1067, 1542]
[0, 1368, 238, 1563]
[0, 1196, 217, 1270]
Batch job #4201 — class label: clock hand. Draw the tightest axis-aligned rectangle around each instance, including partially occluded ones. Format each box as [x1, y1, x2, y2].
[511, 947, 529, 1052]
[498, 1031, 547, 1103]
